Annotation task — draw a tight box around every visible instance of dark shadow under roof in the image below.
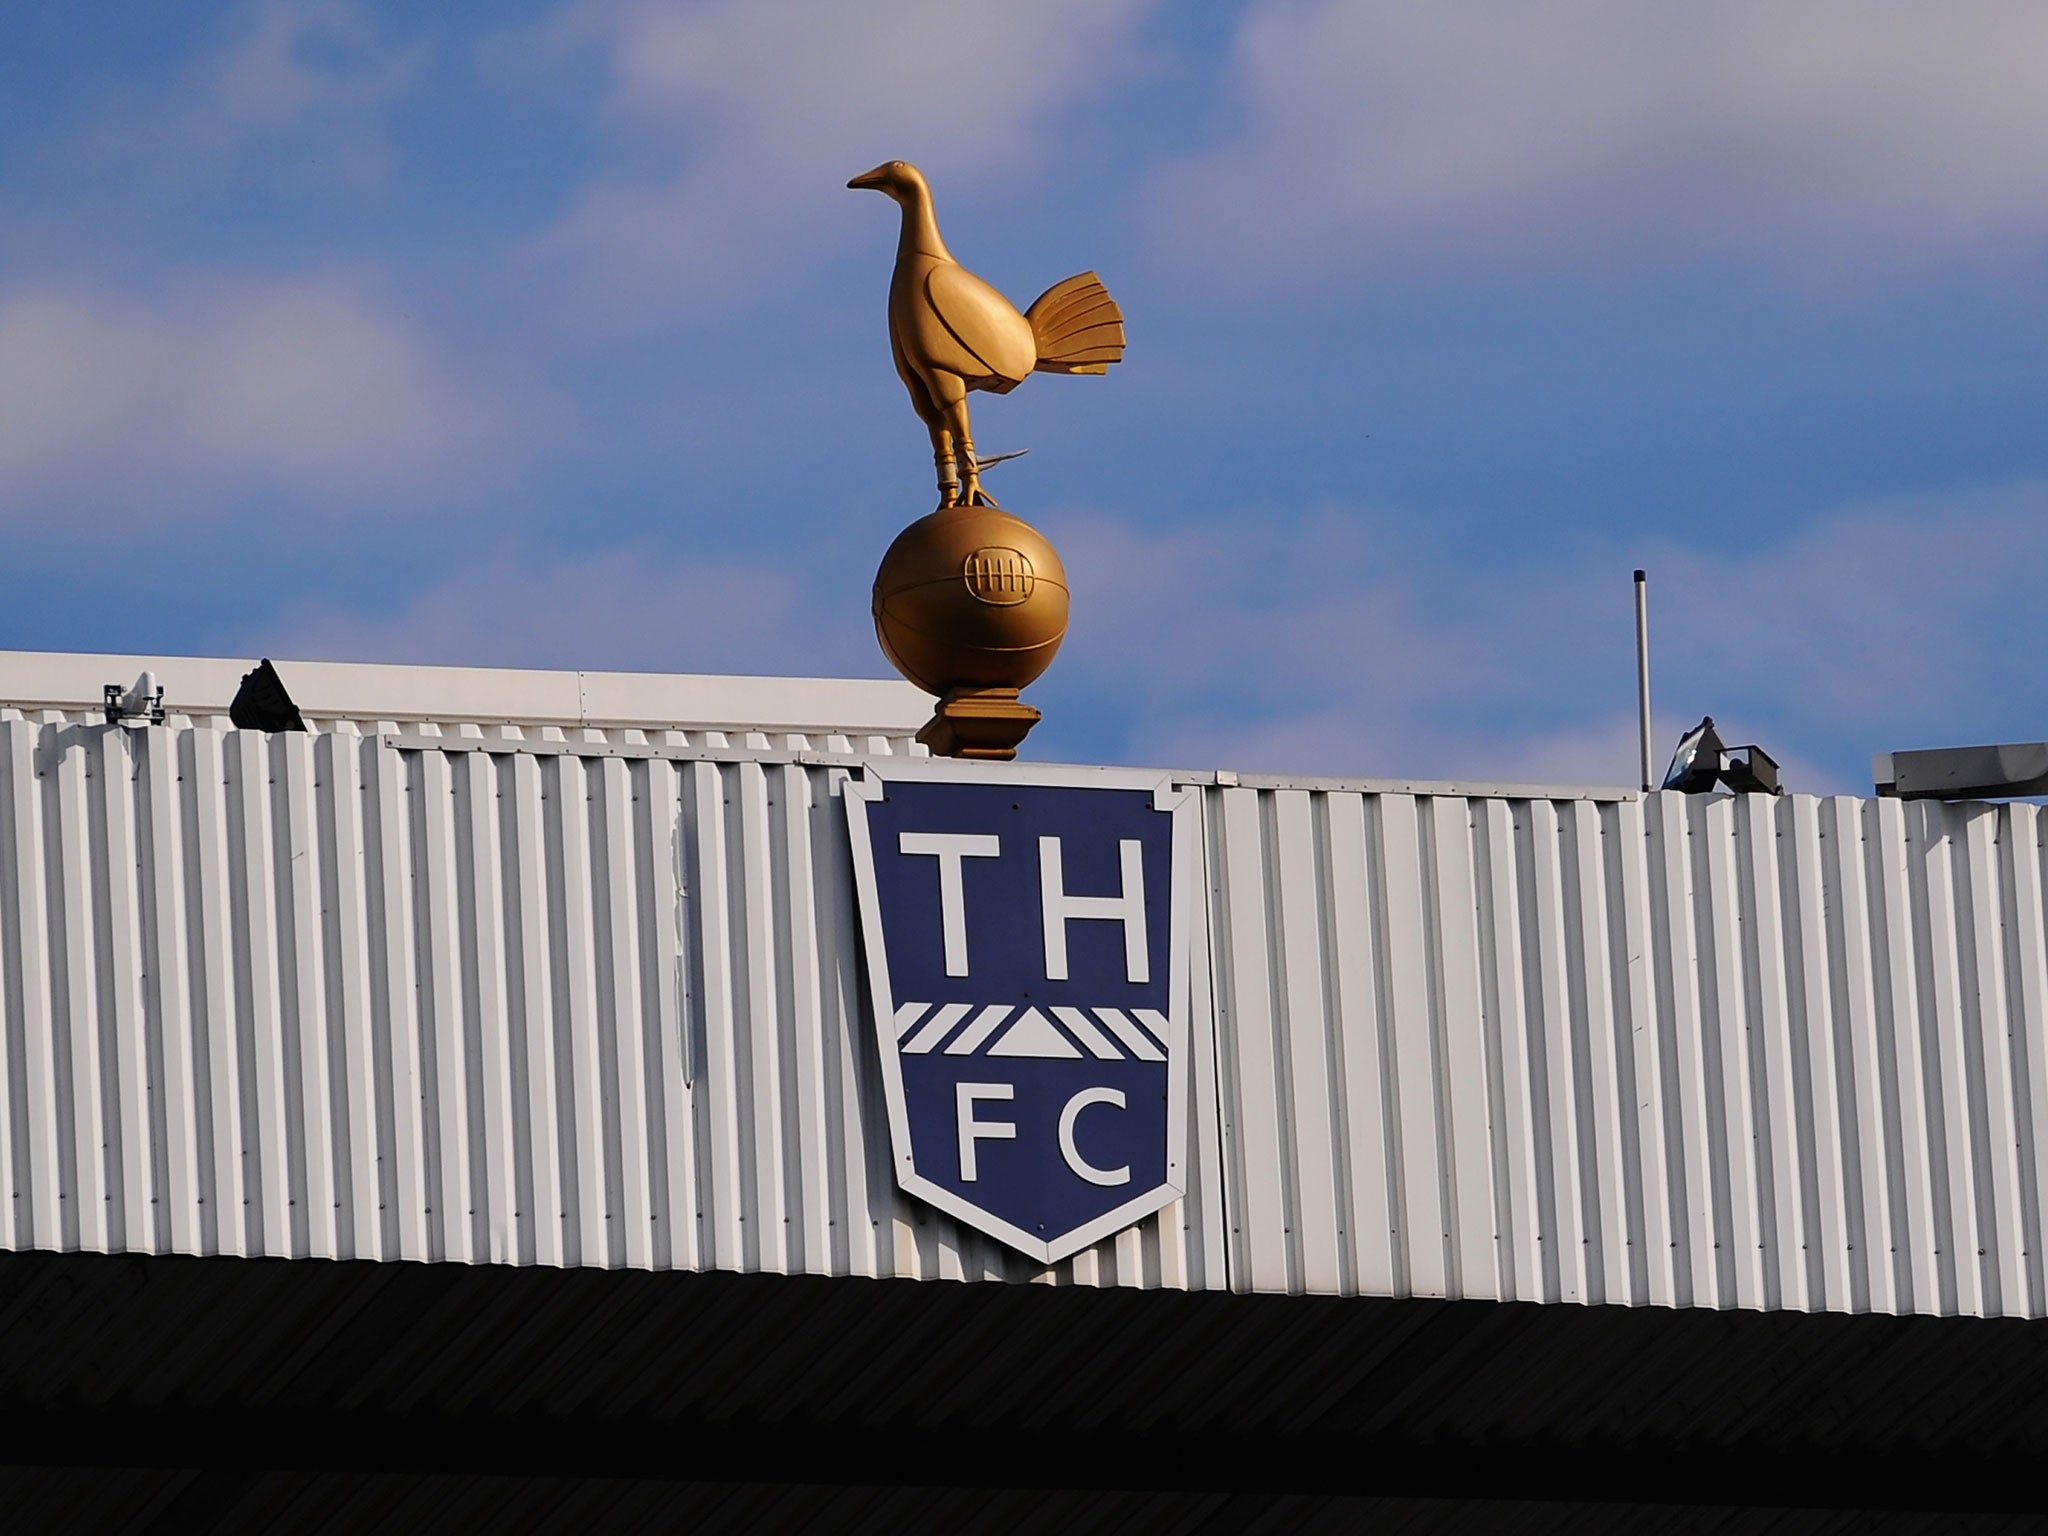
[1,1250,2044,1530]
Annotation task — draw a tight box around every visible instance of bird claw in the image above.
[935,481,1000,510]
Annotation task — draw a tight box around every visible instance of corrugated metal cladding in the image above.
[1,719,2045,1319]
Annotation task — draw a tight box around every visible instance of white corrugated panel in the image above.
[1,718,2044,1317]
[0,721,1216,1291]
[1201,786,2048,1317]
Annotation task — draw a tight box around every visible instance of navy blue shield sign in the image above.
[845,763,1196,1263]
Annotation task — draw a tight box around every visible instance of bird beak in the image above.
[847,164,888,191]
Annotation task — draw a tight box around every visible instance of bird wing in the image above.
[922,262,1037,387]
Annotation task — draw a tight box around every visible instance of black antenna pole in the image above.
[1634,570,1652,793]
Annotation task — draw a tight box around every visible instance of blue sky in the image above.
[3,1,2046,791]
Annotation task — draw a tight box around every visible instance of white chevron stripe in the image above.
[943,1004,1014,1056]
[895,1002,1177,1060]
[1093,1007,1166,1062]
[902,1002,974,1055]
[987,1008,1081,1059]
[1051,1007,1124,1061]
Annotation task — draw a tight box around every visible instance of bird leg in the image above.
[941,397,997,506]
[927,424,961,508]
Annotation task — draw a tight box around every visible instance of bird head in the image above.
[847,160,926,202]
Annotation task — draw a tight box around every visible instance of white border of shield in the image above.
[844,759,1198,1265]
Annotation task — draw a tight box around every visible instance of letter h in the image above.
[1039,836,1148,984]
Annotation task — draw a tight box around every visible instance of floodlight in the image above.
[1661,715,1783,796]
[1720,744,1781,796]
[230,659,307,733]
[1661,717,1725,793]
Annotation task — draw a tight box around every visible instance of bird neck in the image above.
[895,185,951,262]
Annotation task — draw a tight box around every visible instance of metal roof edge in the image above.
[0,648,931,735]
[1193,769,1640,801]
[375,729,1642,800]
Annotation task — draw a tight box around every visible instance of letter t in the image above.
[899,831,1001,976]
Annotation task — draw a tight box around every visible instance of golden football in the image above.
[872,505,1070,696]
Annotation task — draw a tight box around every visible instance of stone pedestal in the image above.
[915,687,1041,761]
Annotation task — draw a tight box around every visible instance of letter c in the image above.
[1058,1087,1130,1187]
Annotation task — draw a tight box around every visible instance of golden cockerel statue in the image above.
[848,160,1126,508]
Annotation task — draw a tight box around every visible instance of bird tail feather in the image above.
[1026,272,1125,375]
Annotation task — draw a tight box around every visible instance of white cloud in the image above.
[260,543,883,677]
[55,1,426,196]
[1646,483,2048,737]
[195,0,424,135]
[0,274,523,523]
[1057,508,1504,718]
[1050,507,1633,782]
[512,0,1155,326]
[1040,480,2048,788]
[1147,0,2048,290]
